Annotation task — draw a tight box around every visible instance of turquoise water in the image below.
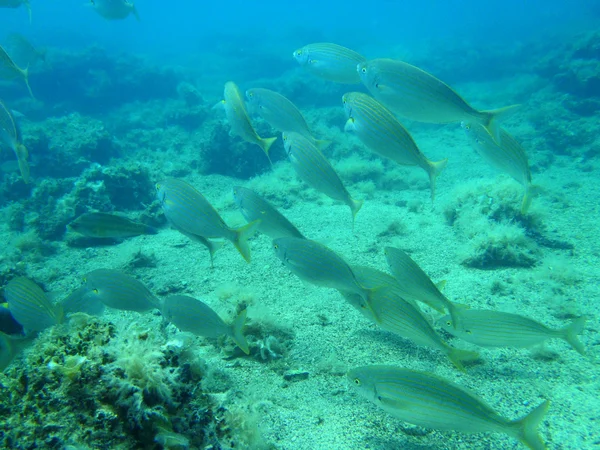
[0,2,598,449]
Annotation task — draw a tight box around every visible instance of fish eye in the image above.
[93,289,99,294]
[296,50,302,56]
[353,378,361,386]
[465,125,471,131]
[446,321,452,326]
[361,67,367,74]
[466,329,473,335]
[274,244,279,250]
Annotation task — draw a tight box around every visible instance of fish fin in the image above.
[144,225,159,235]
[260,136,278,161]
[426,158,448,202]
[445,300,464,330]
[232,220,261,263]
[349,197,363,232]
[344,118,356,132]
[377,394,411,411]
[512,400,550,450]
[480,104,520,143]
[521,184,540,215]
[131,4,140,21]
[447,347,479,372]
[24,0,32,23]
[16,152,30,184]
[230,309,249,355]
[191,235,225,268]
[435,279,447,292]
[561,316,586,355]
[212,100,226,111]
[21,66,34,99]
[315,139,332,150]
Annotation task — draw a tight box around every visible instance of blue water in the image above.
[0,1,598,449]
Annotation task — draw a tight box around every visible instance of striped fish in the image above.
[343,92,447,200]
[162,295,249,354]
[273,237,374,305]
[384,247,462,328]
[439,310,586,355]
[68,212,158,238]
[82,269,160,312]
[343,284,478,371]
[0,45,33,98]
[282,131,362,228]
[4,277,62,331]
[293,43,366,84]
[60,285,105,316]
[358,58,518,142]
[6,33,46,68]
[348,365,549,450]
[0,100,30,183]
[462,121,535,213]
[245,87,329,149]
[216,81,277,163]
[233,186,304,240]
[156,178,260,263]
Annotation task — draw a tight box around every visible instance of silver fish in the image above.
[343,92,447,200]
[156,178,260,263]
[4,277,63,332]
[0,100,29,183]
[282,131,362,228]
[348,365,549,450]
[0,0,31,23]
[462,121,534,213]
[293,43,366,84]
[358,58,518,141]
[245,87,329,149]
[217,81,277,163]
[233,186,304,240]
[162,295,249,354]
[90,0,139,20]
[0,44,33,98]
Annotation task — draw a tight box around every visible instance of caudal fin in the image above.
[427,158,448,202]
[512,400,549,450]
[480,104,520,144]
[230,309,249,354]
[232,220,261,263]
[22,67,34,99]
[447,347,480,372]
[131,4,141,21]
[521,184,540,215]
[561,316,586,355]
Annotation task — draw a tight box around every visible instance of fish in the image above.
[161,295,249,354]
[384,247,462,328]
[0,45,34,98]
[82,269,160,312]
[233,186,304,240]
[273,237,374,305]
[293,43,366,84]
[4,277,63,332]
[357,58,518,141]
[68,212,158,239]
[60,286,105,316]
[438,310,586,355]
[90,0,139,21]
[0,332,34,371]
[343,285,478,370]
[343,92,447,200]
[0,302,24,335]
[462,121,535,213]
[282,131,362,228]
[0,101,30,184]
[156,178,260,263]
[0,0,31,23]
[245,87,330,149]
[6,33,46,68]
[348,365,549,450]
[216,82,277,163]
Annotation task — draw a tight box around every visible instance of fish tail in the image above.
[144,225,159,235]
[512,400,550,450]
[132,4,141,21]
[447,347,479,372]
[315,139,332,150]
[232,219,261,263]
[426,158,448,202]
[561,316,586,355]
[260,136,278,161]
[16,154,30,184]
[521,183,540,215]
[480,104,520,143]
[24,0,32,23]
[349,197,363,232]
[230,309,249,355]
